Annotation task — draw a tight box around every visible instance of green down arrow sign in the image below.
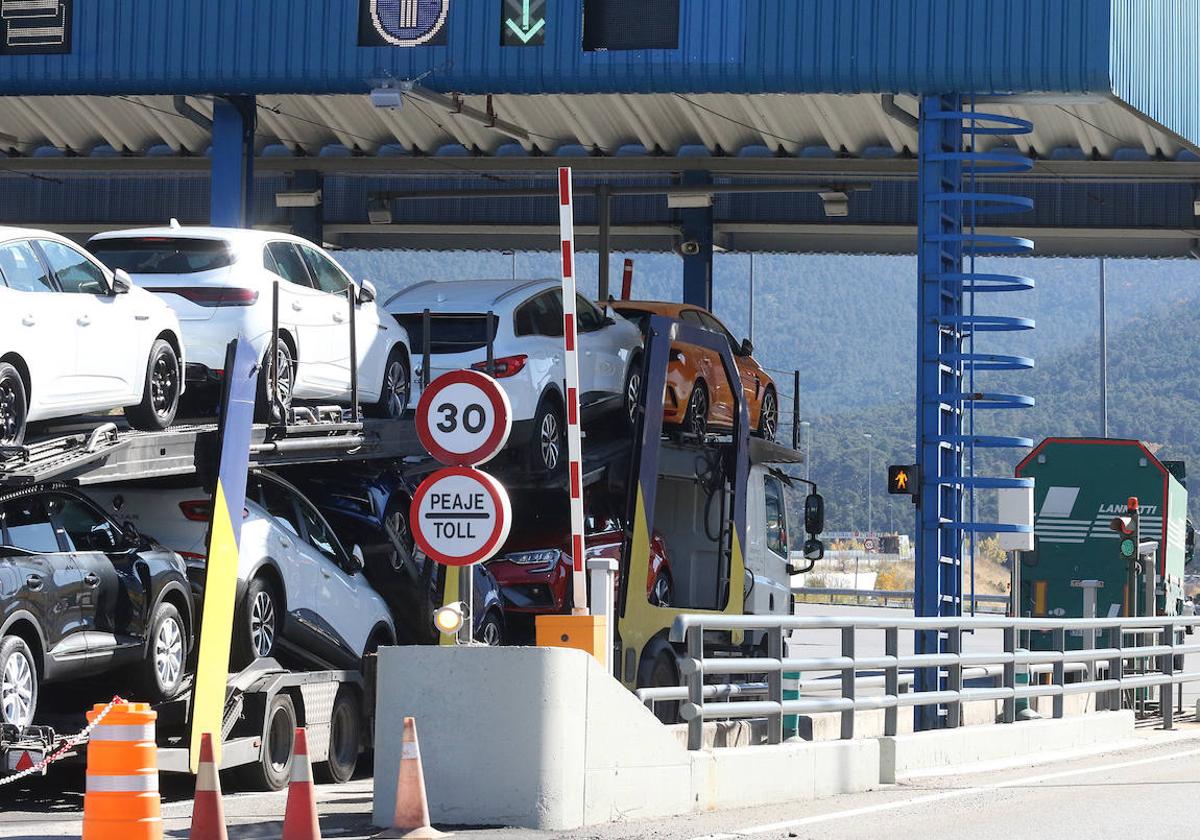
[503,0,545,45]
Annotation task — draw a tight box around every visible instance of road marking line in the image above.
[691,745,1200,837]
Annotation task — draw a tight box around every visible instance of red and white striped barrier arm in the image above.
[558,166,589,616]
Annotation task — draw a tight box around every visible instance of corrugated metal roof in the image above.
[0,0,1109,97]
[0,93,1187,161]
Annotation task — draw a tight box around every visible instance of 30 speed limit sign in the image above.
[415,370,513,466]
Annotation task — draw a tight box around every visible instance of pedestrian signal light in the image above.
[888,464,916,495]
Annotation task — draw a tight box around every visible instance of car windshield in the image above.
[393,313,500,355]
[611,307,652,337]
[89,237,235,274]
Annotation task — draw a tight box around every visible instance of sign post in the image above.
[413,371,513,645]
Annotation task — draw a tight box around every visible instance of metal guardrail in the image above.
[794,587,1010,611]
[668,613,1200,750]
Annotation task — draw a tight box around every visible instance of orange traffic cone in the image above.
[375,717,446,839]
[282,728,322,840]
[189,733,227,840]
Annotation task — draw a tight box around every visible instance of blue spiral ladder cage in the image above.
[914,95,1036,729]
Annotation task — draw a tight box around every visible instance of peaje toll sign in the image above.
[416,370,513,466]
[410,466,512,567]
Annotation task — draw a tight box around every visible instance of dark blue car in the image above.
[282,462,506,646]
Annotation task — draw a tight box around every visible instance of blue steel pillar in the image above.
[210,96,256,228]
[914,94,964,730]
[680,171,714,309]
[291,170,324,244]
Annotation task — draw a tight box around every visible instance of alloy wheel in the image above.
[250,590,277,657]
[540,411,560,470]
[150,351,180,418]
[154,615,184,690]
[479,618,502,646]
[274,346,294,407]
[626,371,642,425]
[652,574,672,608]
[384,359,409,418]
[688,387,708,438]
[1,649,34,728]
[0,379,21,444]
[760,391,778,440]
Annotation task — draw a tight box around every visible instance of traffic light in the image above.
[888,464,916,495]
[1109,496,1140,560]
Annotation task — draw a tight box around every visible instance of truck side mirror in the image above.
[1186,520,1195,565]
[802,537,824,563]
[804,493,825,536]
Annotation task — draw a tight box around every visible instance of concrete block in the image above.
[694,739,878,811]
[878,710,1134,783]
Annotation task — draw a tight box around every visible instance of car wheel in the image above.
[755,387,778,442]
[623,358,643,431]
[0,636,37,729]
[140,602,186,701]
[234,577,281,667]
[239,692,295,791]
[126,339,181,431]
[476,610,503,647]
[366,347,410,420]
[650,572,673,608]
[682,382,709,440]
[316,687,361,784]
[0,363,28,446]
[529,397,565,475]
[256,338,295,423]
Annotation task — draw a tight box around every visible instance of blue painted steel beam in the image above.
[680,170,714,308]
[210,96,256,228]
[914,94,964,731]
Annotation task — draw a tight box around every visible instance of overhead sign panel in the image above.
[501,0,545,46]
[359,0,449,47]
[0,0,71,55]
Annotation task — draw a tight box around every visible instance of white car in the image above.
[386,279,643,473]
[89,471,395,670]
[87,227,414,420]
[0,227,185,444]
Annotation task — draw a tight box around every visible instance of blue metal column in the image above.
[210,96,256,228]
[291,170,324,244]
[680,171,713,308]
[914,94,964,730]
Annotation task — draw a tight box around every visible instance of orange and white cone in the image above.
[189,732,228,840]
[282,728,322,840]
[375,717,447,839]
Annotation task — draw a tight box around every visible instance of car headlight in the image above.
[504,549,562,570]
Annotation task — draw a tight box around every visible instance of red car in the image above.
[487,491,673,618]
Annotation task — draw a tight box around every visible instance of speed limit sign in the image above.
[415,370,513,466]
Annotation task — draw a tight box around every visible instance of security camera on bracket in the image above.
[676,240,701,257]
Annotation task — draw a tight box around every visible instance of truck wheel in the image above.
[317,687,361,784]
[0,636,38,729]
[241,693,296,791]
[637,646,681,724]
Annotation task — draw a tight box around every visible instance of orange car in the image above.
[609,301,778,440]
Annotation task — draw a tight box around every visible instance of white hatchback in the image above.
[89,471,395,670]
[0,227,185,444]
[386,279,643,473]
[87,227,415,420]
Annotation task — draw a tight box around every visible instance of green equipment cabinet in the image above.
[1015,438,1190,639]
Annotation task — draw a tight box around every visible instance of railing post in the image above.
[1002,625,1016,723]
[1052,626,1066,719]
[687,623,704,751]
[885,625,899,736]
[767,625,784,745]
[1161,621,1175,730]
[1108,624,1123,712]
[840,626,855,740]
[946,624,963,728]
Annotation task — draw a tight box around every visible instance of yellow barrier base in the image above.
[535,614,607,667]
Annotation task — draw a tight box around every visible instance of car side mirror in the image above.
[602,315,616,327]
[111,269,133,295]
[740,337,754,356]
[351,544,366,571]
[358,279,377,305]
[804,492,825,536]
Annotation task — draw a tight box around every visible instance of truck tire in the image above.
[317,687,361,784]
[240,692,296,791]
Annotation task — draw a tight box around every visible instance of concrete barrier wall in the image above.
[373,646,1140,831]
